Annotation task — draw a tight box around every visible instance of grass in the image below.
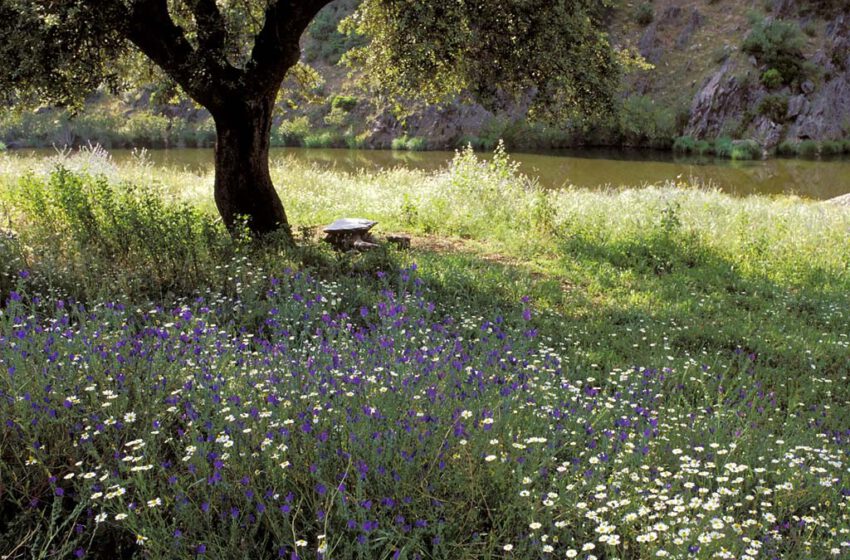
[1,145,850,558]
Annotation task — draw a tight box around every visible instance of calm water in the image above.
[22,147,850,199]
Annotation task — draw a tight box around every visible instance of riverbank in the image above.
[8,143,850,200]
[4,102,850,163]
[1,149,849,558]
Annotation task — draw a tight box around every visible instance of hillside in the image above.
[1,0,849,156]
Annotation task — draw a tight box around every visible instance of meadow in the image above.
[1,145,849,559]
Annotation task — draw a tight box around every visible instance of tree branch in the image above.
[246,0,334,94]
[100,0,240,110]
[185,0,228,62]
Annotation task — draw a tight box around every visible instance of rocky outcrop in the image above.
[686,13,850,148]
[785,15,850,141]
[685,59,755,139]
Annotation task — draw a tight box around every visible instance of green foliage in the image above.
[304,1,366,64]
[119,113,171,148]
[303,130,344,149]
[798,139,819,157]
[730,139,763,160]
[6,167,233,300]
[618,95,677,149]
[820,140,844,156]
[634,3,655,26]
[0,229,24,303]
[756,94,789,122]
[271,116,311,147]
[760,68,784,89]
[713,137,734,158]
[0,1,127,107]
[776,140,800,156]
[330,94,358,112]
[672,135,696,153]
[392,135,428,151]
[346,0,619,122]
[742,19,807,84]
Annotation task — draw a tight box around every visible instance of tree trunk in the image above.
[212,95,291,239]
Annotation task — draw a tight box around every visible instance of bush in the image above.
[743,19,807,84]
[756,94,789,122]
[714,137,734,158]
[0,141,5,152]
[730,139,763,160]
[673,136,696,153]
[798,139,819,157]
[330,95,358,112]
[820,140,844,156]
[303,130,343,148]
[619,95,677,149]
[0,229,24,304]
[119,113,171,148]
[635,3,654,26]
[776,140,800,156]
[272,117,310,147]
[761,68,784,89]
[694,140,713,156]
[7,168,232,299]
[391,135,428,151]
[344,131,369,149]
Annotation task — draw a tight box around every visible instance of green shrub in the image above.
[330,95,358,112]
[405,136,427,151]
[7,167,232,299]
[119,113,171,148]
[0,141,6,152]
[0,229,24,303]
[272,116,311,147]
[344,131,369,149]
[714,137,734,158]
[390,135,427,151]
[798,139,819,157]
[694,140,713,156]
[756,94,789,122]
[192,118,216,148]
[391,135,409,150]
[619,95,677,149]
[635,3,654,26]
[776,140,799,156]
[842,139,850,154]
[303,130,343,148]
[673,136,696,153]
[730,139,763,160]
[820,140,844,156]
[761,68,784,89]
[743,19,807,84]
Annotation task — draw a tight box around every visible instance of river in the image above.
[19,147,850,199]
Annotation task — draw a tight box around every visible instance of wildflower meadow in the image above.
[1,148,849,559]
